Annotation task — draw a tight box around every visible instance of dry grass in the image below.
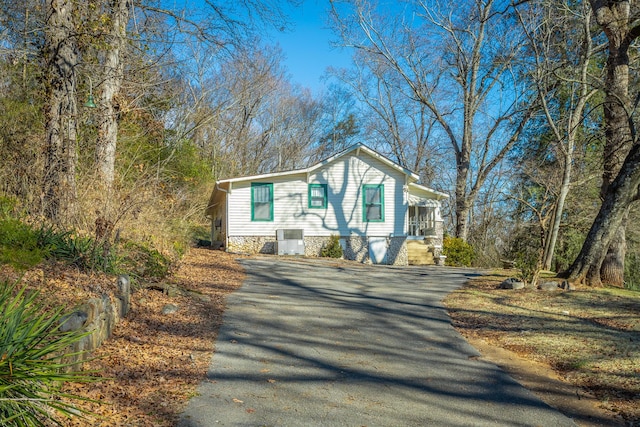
[444,270,640,425]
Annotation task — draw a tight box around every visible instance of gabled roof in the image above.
[408,182,449,201]
[216,143,421,184]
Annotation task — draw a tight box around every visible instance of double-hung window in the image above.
[308,184,328,209]
[363,184,384,222]
[251,183,273,221]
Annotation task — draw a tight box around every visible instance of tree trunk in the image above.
[600,210,628,285]
[43,0,78,225]
[455,152,471,241]
[598,36,632,286]
[95,0,128,191]
[565,142,640,285]
[570,0,637,286]
[543,150,573,269]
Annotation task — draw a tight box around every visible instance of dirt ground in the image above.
[12,251,635,426]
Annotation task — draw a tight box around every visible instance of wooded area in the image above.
[2,0,640,289]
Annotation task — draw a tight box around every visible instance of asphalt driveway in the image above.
[179,257,576,427]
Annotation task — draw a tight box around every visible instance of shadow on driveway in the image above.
[179,258,576,427]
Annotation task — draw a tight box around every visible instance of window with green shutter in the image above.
[363,184,384,222]
[251,183,273,221]
[308,184,328,209]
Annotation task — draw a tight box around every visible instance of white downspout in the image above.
[215,182,232,251]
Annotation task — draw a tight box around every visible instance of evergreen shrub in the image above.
[321,235,343,258]
[443,236,475,267]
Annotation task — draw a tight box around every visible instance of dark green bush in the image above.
[321,235,343,258]
[443,236,475,267]
[0,282,97,426]
[0,199,172,280]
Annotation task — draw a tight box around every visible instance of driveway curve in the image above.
[179,257,576,427]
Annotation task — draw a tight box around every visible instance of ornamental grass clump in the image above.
[0,282,98,426]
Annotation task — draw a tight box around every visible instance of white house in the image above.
[205,144,448,265]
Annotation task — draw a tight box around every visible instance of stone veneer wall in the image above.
[228,236,276,254]
[228,235,409,266]
[424,220,445,257]
[387,236,408,266]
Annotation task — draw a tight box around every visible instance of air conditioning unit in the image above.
[276,229,305,255]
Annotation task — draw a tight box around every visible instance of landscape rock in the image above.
[499,278,525,290]
[117,274,131,317]
[59,310,89,332]
[538,281,560,291]
[162,303,179,315]
[559,280,574,291]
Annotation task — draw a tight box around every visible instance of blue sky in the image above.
[270,1,352,94]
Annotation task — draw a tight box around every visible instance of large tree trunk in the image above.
[600,212,628,285]
[573,0,638,286]
[566,142,640,285]
[43,0,78,225]
[95,0,128,191]
[598,27,632,286]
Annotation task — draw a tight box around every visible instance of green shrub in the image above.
[37,227,117,273]
[118,241,171,279]
[321,235,343,258]
[0,282,98,426]
[515,250,540,286]
[443,236,475,267]
[0,218,46,270]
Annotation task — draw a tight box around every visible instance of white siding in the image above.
[227,153,408,237]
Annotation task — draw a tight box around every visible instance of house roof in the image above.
[206,144,448,217]
[216,143,432,188]
[408,182,449,201]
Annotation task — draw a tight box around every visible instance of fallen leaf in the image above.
[232,398,244,404]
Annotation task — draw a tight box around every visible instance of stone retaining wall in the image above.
[60,274,131,364]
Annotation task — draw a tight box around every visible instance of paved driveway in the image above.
[179,258,576,427]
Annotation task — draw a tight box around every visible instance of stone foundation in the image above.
[388,236,408,265]
[228,236,276,254]
[228,235,409,266]
[424,220,445,257]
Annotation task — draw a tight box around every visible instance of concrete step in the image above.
[407,240,435,265]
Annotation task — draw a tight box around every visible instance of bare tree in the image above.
[518,0,599,270]
[330,0,537,241]
[331,55,440,186]
[94,0,129,192]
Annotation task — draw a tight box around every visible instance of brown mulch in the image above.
[26,247,245,426]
